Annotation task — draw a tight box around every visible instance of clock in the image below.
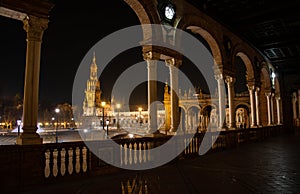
[157,0,176,25]
[165,4,175,20]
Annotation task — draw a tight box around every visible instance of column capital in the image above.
[275,96,281,100]
[143,51,160,61]
[165,58,182,67]
[225,76,235,85]
[265,92,272,98]
[292,92,298,102]
[23,15,49,41]
[214,73,224,81]
[247,84,255,91]
[256,87,260,92]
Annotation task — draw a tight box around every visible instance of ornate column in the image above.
[292,92,297,120]
[247,85,257,127]
[265,92,272,125]
[225,76,236,129]
[185,110,188,133]
[275,96,282,124]
[17,15,48,145]
[215,74,226,129]
[255,87,261,126]
[166,58,181,133]
[298,90,300,119]
[270,93,275,124]
[143,52,158,133]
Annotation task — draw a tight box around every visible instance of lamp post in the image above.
[17,119,21,137]
[106,119,110,137]
[101,101,106,131]
[55,108,60,143]
[116,103,121,130]
[138,107,143,127]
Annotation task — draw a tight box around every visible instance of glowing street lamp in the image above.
[55,108,60,143]
[101,101,106,131]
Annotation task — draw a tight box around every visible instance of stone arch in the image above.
[234,103,250,113]
[202,104,218,129]
[274,77,280,95]
[179,105,187,133]
[187,105,201,112]
[186,105,201,132]
[123,0,161,42]
[235,52,255,82]
[261,65,272,91]
[235,103,250,129]
[176,15,223,67]
[260,64,272,126]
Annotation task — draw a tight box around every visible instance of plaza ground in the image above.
[18,129,300,194]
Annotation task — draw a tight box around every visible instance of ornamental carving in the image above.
[23,15,49,41]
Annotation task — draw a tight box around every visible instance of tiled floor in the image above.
[24,129,300,194]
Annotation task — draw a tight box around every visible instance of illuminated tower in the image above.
[83,52,101,116]
[163,82,171,130]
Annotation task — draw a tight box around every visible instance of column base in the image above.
[16,136,43,145]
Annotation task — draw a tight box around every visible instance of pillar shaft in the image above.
[144,52,158,133]
[215,74,226,129]
[17,15,48,145]
[266,92,272,125]
[276,96,282,124]
[255,87,261,126]
[270,93,275,124]
[225,76,236,129]
[292,92,297,120]
[166,58,181,132]
[298,90,300,119]
[248,85,257,127]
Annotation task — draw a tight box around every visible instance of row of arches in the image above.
[123,0,282,131]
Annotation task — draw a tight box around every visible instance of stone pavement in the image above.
[23,129,300,194]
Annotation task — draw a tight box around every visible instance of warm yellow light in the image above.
[55,108,60,113]
[116,103,121,109]
[138,107,143,112]
[101,101,106,107]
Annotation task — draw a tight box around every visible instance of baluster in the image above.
[134,142,137,164]
[139,142,142,164]
[60,148,66,176]
[147,142,151,162]
[124,144,128,166]
[129,143,132,165]
[75,147,81,173]
[44,149,50,178]
[68,147,73,175]
[143,142,147,163]
[52,149,58,177]
[82,147,87,172]
[120,144,123,166]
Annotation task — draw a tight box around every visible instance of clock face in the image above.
[165,5,175,20]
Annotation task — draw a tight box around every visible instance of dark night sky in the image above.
[0,0,141,104]
[0,0,247,106]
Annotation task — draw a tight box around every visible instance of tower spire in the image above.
[93,51,96,63]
